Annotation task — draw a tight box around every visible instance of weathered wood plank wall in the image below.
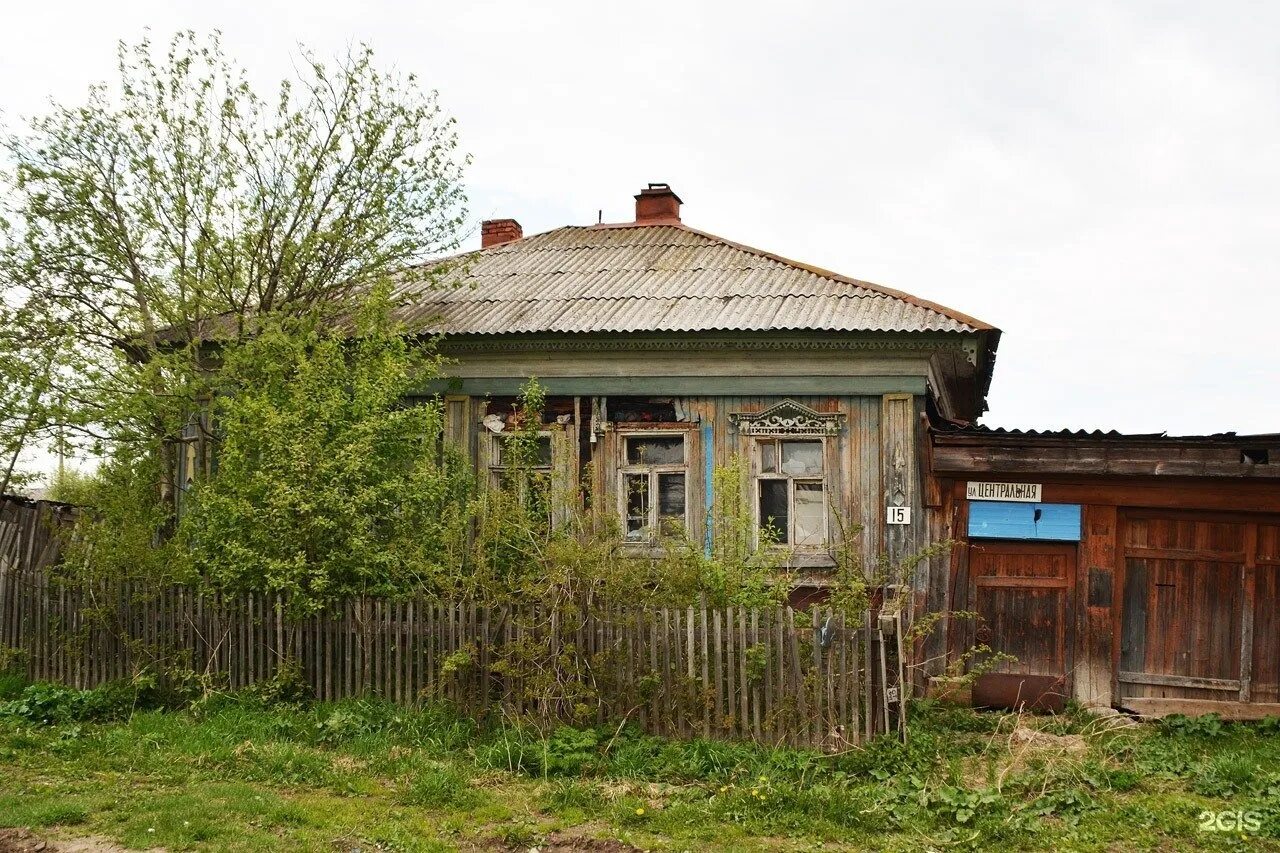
[458,393,922,580]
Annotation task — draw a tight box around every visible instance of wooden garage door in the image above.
[969,541,1075,711]
[1119,515,1250,704]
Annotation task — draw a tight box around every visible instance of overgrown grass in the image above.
[0,676,1277,850]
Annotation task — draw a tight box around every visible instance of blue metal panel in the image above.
[968,501,1082,541]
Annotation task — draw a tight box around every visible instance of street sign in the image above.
[966,481,1042,503]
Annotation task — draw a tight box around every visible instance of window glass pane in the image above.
[759,440,777,473]
[657,473,686,532]
[759,480,789,544]
[534,436,553,467]
[498,434,552,467]
[626,435,684,465]
[794,482,825,546]
[527,471,551,520]
[780,440,823,476]
[625,473,649,541]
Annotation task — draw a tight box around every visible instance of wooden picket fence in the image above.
[0,496,894,748]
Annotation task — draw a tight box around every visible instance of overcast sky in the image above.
[3,1,1278,446]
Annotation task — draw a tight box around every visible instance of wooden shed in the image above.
[926,425,1280,719]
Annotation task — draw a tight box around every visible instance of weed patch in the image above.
[0,689,1278,851]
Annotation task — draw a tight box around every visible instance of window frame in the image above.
[752,436,829,549]
[616,428,691,545]
[487,430,556,516]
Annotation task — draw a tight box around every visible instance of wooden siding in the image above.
[425,376,927,397]
[444,394,922,582]
[1079,504,1117,707]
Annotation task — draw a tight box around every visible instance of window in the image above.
[755,438,826,546]
[619,433,688,543]
[489,432,554,518]
[493,433,553,469]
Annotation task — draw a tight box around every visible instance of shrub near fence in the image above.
[0,496,888,749]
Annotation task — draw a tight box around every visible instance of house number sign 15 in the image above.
[886,506,911,525]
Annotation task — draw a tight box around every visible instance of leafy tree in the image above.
[174,287,471,605]
[0,30,468,504]
[0,30,837,625]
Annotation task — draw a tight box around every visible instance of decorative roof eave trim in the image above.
[729,399,845,437]
[435,332,981,355]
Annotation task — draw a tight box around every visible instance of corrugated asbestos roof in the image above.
[391,223,993,336]
[934,423,1280,443]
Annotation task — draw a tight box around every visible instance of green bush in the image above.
[608,731,780,783]
[0,674,192,725]
[315,706,380,745]
[1192,751,1274,797]
[239,661,313,707]
[1,682,80,724]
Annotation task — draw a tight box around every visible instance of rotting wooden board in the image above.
[1122,697,1280,721]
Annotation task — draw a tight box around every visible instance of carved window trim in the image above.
[729,400,844,437]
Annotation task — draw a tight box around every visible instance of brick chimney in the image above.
[634,183,682,222]
[481,218,522,248]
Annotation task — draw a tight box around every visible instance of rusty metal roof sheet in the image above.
[392,223,994,336]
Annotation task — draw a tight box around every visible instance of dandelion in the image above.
[718,785,728,793]
[751,788,759,797]
[635,807,645,816]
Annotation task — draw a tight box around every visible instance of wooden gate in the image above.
[968,540,1076,712]
[1118,512,1280,717]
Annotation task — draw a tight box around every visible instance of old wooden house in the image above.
[397,182,1277,719]
[399,183,998,591]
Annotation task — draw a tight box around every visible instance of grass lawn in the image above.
[0,675,1278,851]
